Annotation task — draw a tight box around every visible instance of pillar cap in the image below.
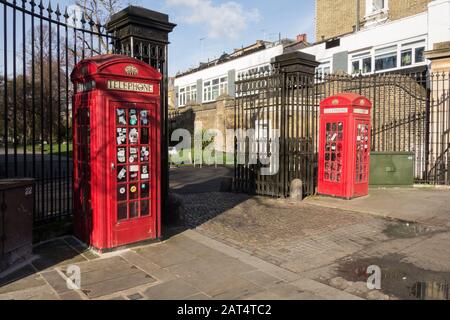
[271,51,319,74]
[106,5,176,44]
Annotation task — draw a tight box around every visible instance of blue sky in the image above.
[134,0,316,76]
[1,0,316,77]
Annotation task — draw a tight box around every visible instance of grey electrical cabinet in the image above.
[0,179,34,273]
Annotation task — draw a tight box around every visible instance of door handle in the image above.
[111,163,115,171]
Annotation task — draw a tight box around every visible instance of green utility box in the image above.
[369,152,415,187]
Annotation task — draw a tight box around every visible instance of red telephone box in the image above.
[317,93,372,199]
[71,55,162,251]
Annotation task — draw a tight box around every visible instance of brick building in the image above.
[316,0,434,41]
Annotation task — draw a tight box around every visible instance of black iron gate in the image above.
[234,52,319,197]
[0,0,173,225]
[235,56,450,198]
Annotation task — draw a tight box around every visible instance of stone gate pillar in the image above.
[106,6,176,224]
[271,51,319,196]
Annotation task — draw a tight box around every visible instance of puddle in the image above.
[336,254,450,300]
[383,222,437,239]
[410,281,449,300]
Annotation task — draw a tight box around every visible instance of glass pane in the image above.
[116,109,126,125]
[141,200,150,216]
[129,147,138,164]
[352,61,360,74]
[117,185,127,202]
[140,110,149,125]
[375,53,397,71]
[141,128,149,144]
[362,58,372,73]
[129,128,139,144]
[140,147,150,162]
[129,165,139,181]
[129,202,139,219]
[141,165,150,180]
[116,128,127,145]
[117,166,127,182]
[129,184,138,200]
[129,109,138,126]
[401,50,412,66]
[117,148,126,164]
[141,182,150,198]
[117,203,127,221]
[415,47,425,63]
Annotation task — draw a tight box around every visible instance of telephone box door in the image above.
[111,101,157,247]
[353,119,371,197]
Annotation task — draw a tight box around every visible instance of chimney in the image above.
[297,33,307,43]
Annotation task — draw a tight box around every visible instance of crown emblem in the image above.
[125,65,138,76]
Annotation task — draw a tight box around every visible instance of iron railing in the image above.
[0,0,117,224]
[235,69,450,197]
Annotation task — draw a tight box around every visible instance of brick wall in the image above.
[316,0,433,41]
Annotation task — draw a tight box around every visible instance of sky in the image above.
[133,0,316,76]
[0,0,316,77]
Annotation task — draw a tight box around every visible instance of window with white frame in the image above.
[237,64,271,79]
[366,0,388,15]
[316,62,331,79]
[351,52,372,75]
[178,84,197,106]
[375,45,397,72]
[203,76,228,103]
[400,40,426,67]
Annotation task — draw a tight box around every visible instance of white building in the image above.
[173,0,450,108]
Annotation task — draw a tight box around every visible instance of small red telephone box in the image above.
[71,55,162,251]
[317,93,372,199]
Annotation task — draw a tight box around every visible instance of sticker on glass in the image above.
[130,164,139,181]
[140,147,149,162]
[117,166,127,182]
[116,128,127,145]
[141,165,149,180]
[129,109,138,126]
[129,147,138,163]
[116,109,127,125]
[140,110,149,125]
[117,148,126,163]
[129,128,139,144]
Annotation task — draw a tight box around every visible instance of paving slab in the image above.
[143,278,201,300]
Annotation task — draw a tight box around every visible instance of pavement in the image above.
[1,166,450,300]
[304,187,450,228]
[0,231,359,300]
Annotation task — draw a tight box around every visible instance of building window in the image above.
[366,0,388,15]
[203,76,228,103]
[316,62,331,80]
[375,45,397,72]
[415,47,425,63]
[372,0,387,12]
[178,84,197,106]
[401,49,412,67]
[400,40,426,68]
[351,53,372,74]
[179,88,186,106]
[237,64,270,79]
